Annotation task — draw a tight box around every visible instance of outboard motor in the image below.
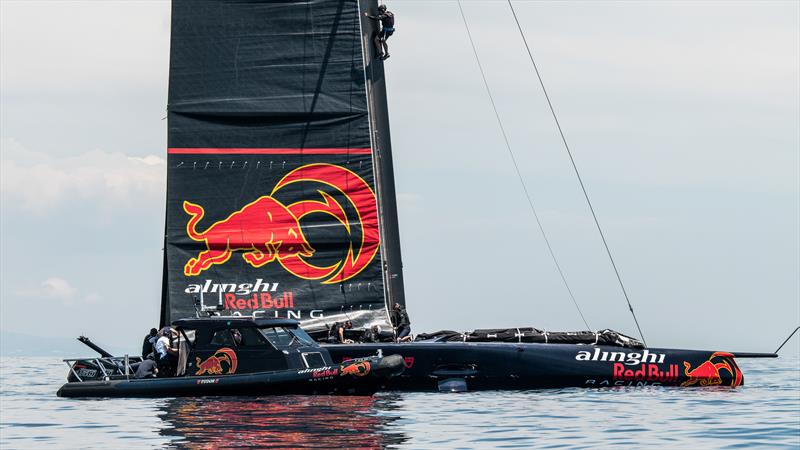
[66,359,114,382]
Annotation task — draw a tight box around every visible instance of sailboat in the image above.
[148,0,774,391]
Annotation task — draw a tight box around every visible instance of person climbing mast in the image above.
[365,4,395,60]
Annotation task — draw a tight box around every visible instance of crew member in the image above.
[141,327,158,359]
[392,303,412,342]
[134,359,159,379]
[154,327,179,376]
[365,4,395,60]
[329,320,354,344]
[361,325,382,343]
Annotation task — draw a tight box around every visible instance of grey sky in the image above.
[1,1,797,354]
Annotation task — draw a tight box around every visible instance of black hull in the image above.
[58,355,403,398]
[325,343,745,390]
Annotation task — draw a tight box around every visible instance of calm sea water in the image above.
[1,356,798,449]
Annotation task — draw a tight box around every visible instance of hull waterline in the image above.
[325,342,745,391]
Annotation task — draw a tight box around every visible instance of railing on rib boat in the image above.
[62,355,142,382]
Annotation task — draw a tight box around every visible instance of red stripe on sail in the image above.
[168,148,372,155]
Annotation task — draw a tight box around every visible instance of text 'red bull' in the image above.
[182,163,379,284]
[613,363,679,383]
[224,292,294,310]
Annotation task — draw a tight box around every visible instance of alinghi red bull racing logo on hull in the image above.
[182,163,379,284]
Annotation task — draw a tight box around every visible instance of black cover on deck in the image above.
[415,328,644,348]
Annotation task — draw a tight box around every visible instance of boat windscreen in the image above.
[259,327,294,348]
[260,327,315,348]
[236,328,270,347]
[289,327,316,347]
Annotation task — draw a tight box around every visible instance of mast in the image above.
[358,0,406,311]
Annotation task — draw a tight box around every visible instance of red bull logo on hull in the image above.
[584,351,743,387]
[195,348,238,376]
[340,361,371,377]
[681,352,743,387]
[182,164,379,284]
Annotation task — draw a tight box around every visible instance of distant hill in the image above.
[0,331,127,357]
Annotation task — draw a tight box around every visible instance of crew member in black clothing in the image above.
[141,327,158,359]
[329,320,354,343]
[365,4,395,60]
[360,325,382,343]
[392,303,411,342]
[134,359,159,379]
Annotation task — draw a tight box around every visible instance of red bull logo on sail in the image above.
[183,196,314,275]
[182,164,380,284]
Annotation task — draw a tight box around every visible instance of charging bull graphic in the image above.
[340,360,371,377]
[681,352,743,387]
[183,163,379,284]
[195,348,238,376]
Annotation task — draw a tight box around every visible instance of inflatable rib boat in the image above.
[57,318,404,398]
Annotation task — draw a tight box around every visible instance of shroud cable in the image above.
[507,0,647,346]
[457,1,591,331]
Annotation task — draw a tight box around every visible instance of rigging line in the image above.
[456,1,591,331]
[506,0,646,346]
[774,326,800,354]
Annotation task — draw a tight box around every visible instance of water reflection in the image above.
[3,357,798,449]
[158,394,407,449]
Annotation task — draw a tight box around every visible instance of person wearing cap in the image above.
[141,327,158,359]
[392,303,412,342]
[154,327,179,376]
[365,4,395,60]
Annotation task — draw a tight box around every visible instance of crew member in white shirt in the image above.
[154,327,179,376]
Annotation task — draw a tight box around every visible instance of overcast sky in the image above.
[1,0,798,355]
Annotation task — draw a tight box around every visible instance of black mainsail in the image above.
[161,0,404,334]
